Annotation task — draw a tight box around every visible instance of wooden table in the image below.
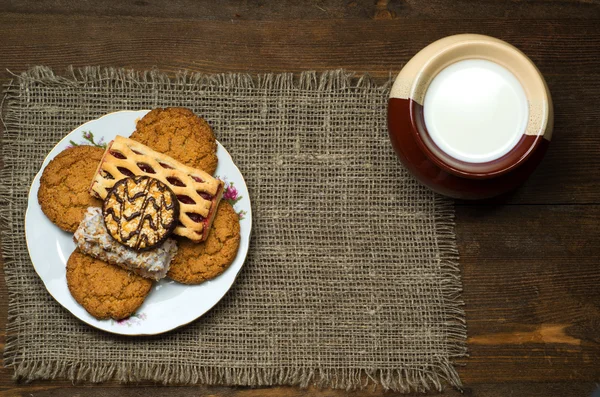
[1,1,599,396]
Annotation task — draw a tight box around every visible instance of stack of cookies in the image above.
[38,108,241,321]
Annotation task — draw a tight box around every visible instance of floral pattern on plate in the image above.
[218,177,247,220]
[111,312,147,327]
[26,110,252,335]
[67,130,107,149]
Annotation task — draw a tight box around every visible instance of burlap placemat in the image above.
[0,67,466,392]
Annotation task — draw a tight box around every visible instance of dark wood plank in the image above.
[0,13,599,204]
[1,14,599,76]
[0,383,599,397]
[1,2,599,396]
[1,0,599,20]
[456,205,600,382]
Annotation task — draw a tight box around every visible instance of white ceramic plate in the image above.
[25,110,252,335]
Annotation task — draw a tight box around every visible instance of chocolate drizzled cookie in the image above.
[103,176,179,251]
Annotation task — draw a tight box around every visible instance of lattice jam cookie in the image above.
[90,136,224,242]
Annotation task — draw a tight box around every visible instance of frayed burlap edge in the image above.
[0,66,467,392]
[10,363,463,392]
[5,65,391,94]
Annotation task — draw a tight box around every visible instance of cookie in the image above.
[167,202,240,284]
[75,207,178,281]
[38,145,105,232]
[131,107,218,175]
[90,136,224,242]
[66,248,153,320]
[103,176,179,251]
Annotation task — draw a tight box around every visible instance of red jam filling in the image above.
[177,195,196,205]
[117,167,135,178]
[197,191,213,201]
[137,163,155,174]
[167,177,186,187]
[110,150,126,159]
[187,213,205,223]
[191,175,204,183]
[159,162,174,169]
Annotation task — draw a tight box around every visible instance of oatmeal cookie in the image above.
[66,249,153,320]
[167,202,240,284]
[131,107,218,174]
[38,145,104,232]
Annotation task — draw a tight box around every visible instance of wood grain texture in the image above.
[0,13,599,204]
[1,0,600,20]
[1,13,599,77]
[0,383,598,397]
[1,1,599,395]
[456,205,600,383]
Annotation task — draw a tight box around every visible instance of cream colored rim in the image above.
[390,34,553,140]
